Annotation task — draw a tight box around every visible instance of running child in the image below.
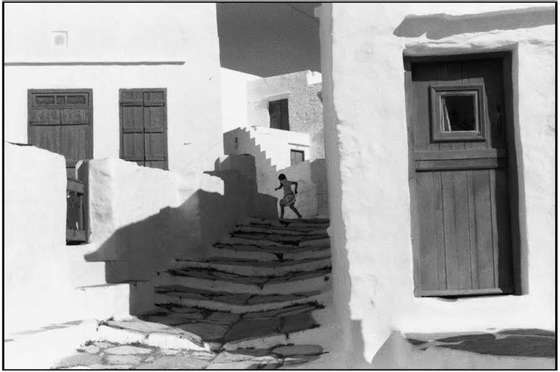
[274,173,302,219]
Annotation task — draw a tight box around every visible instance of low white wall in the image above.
[320,3,555,366]
[83,156,277,288]
[5,143,129,335]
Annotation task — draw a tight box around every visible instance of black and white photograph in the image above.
[2,1,556,369]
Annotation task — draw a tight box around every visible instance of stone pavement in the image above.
[54,340,324,369]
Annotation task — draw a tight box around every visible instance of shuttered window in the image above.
[269,99,290,131]
[119,89,168,170]
[28,89,93,178]
[290,149,305,166]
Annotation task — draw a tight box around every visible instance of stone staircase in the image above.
[143,217,332,356]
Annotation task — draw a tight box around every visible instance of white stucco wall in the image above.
[5,144,130,334]
[319,3,555,366]
[4,3,222,182]
[220,68,260,132]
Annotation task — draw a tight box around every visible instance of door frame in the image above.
[404,51,522,297]
[27,88,94,168]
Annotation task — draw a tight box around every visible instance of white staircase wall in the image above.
[224,127,328,216]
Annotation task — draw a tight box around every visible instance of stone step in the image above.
[142,302,325,346]
[172,256,331,276]
[230,231,329,245]
[209,242,330,262]
[248,217,330,227]
[93,317,211,351]
[154,285,328,313]
[233,225,327,237]
[156,266,331,295]
[217,236,330,250]
[221,308,330,351]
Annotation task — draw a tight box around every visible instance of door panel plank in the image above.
[122,106,144,131]
[472,170,496,288]
[122,133,145,161]
[144,107,165,132]
[416,172,445,290]
[494,169,513,291]
[442,171,472,290]
[29,126,61,154]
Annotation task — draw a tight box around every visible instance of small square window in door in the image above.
[430,85,485,142]
[441,94,477,131]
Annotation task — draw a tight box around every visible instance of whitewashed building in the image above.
[318,2,555,368]
[4,2,555,369]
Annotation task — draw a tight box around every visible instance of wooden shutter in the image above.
[269,99,290,131]
[290,150,305,166]
[119,89,168,169]
[28,90,93,179]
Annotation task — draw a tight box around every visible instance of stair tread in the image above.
[230,232,329,244]
[214,238,330,253]
[141,303,322,344]
[175,255,331,268]
[234,225,327,236]
[166,266,331,286]
[155,301,323,322]
[156,285,322,305]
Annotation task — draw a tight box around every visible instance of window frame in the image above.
[268,98,290,131]
[430,84,486,142]
[290,149,305,166]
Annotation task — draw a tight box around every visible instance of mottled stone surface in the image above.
[104,354,144,365]
[55,339,324,369]
[272,344,323,356]
[55,353,103,368]
[104,345,152,355]
[136,355,211,369]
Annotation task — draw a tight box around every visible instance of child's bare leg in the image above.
[289,205,302,218]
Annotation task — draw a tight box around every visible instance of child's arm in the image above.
[274,183,282,191]
[291,181,298,194]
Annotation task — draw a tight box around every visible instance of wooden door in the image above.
[28,89,93,179]
[119,89,168,170]
[405,54,515,296]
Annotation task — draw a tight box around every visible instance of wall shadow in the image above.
[84,154,277,314]
[394,6,554,40]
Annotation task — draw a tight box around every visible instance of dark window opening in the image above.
[441,94,477,132]
[290,149,305,166]
[269,98,290,130]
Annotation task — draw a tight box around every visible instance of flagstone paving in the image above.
[55,340,325,369]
